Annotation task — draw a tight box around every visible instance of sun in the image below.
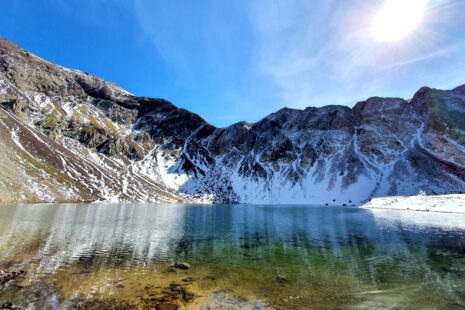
[371,0,427,42]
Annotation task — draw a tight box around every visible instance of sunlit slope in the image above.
[0,107,183,203]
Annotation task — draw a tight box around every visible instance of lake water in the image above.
[0,203,465,309]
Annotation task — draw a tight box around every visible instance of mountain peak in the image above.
[0,38,464,204]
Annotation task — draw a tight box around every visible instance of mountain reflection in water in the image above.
[0,204,464,309]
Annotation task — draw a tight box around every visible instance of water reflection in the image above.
[0,203,189,271]
[0,204,464,309]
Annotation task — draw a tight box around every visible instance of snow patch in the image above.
[362,194,465,214]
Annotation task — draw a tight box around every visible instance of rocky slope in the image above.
[0,38,464,204]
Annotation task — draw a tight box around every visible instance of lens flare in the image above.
[371,0,428,42]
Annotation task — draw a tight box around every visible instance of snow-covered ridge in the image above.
[0,38,464,204]
[362,194,465,214]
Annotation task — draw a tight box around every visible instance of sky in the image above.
[1,0,465,127]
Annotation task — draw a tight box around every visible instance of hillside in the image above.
[1,38,464,204]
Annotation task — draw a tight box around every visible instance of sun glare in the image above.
[371,0,427,42]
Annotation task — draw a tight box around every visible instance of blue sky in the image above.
[1,0,465,127]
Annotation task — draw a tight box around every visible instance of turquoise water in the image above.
[0,203,464,309]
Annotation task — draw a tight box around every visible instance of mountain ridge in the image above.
[0,38,464,204]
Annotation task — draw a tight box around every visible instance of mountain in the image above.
[0,38,464,205]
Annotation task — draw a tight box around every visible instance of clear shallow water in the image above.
[0,203,465,309]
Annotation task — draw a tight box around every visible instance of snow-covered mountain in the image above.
[0,38,464,205]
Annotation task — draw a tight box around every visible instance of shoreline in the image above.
[361,194,465,214]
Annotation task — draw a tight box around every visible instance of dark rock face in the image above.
[0,38,464,204]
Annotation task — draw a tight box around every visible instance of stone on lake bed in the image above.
[0,270,26,285]
[175,262,191,270]
[155,303,179,310]
[276,275,288,284]
[1,302,25,310]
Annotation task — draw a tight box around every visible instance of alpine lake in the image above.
[0,203,464,309]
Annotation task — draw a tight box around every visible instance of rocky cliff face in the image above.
[0,38,464,204]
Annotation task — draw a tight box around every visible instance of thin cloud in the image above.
[92,0,465,122]
[380,41,465,70]
[245,0,465,109]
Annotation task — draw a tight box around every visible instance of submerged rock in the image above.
[0,270,25,286]
[194,292,273,310]
[276,275,288,284]
[175,262,191,270]
[138,280,195,307]
[1,302,25,310]
[155,303,178,310]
